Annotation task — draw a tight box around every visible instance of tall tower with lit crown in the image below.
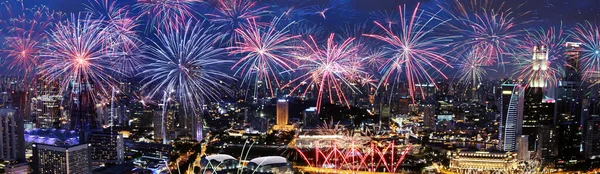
[530,45,549,88]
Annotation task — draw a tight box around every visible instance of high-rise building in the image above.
[555,42,585,168]
[538,98,557,162]
[273,99,293,130]
[584,114,600,159]
[84,130,125,167]
[521,45,549,152]
[517,135,530,161]
[0,108,25,162]
[499,83,523,152]
[276,99,288,126]
[32,143,91,174]
[153,108,175,143]
[423,104,436,130]
[303,107,319,128]
[69,81,97,132]
[522,87,543,151]
[129,102,154,134]
[31,95,63,129]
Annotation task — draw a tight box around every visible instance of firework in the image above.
[289,21,324,38]
[263,0,310,22]
[40,13,120,101]
[285,33,363,112]
[87,0,143,78]
[140,20,234,141]
[369,10,399,28]
[361,48,386,70]
[307,0,353,20]
[206,0,269,45]
[0,1,62,79]
[337,22,381,73]
[513,25,566,88]
[229,16,300,98]
[442,0,529,66]
[135,0,200,32]
[571,21,600,80]
[358,74,378,89]
[455,47,491,97]
[364,3,453,103]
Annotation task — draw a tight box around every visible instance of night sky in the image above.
[29,0,600,24]
[10,0,600,79]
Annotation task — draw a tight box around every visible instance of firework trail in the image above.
[361,48,386,70]
[40,13,120,101]
[285,33,363,112]
[455,46,492,97]
[364,3,454,103]
[0,1,62,80]
[289,21,324,38]
[442,0,529,66]
[369,10,399,28]
[206,0,270,46]
[571,21,600,81]
[513,25,566,88]
[140,19,234,141]
[229,16,301,98]
[337,22,381,73]
[263,0,310,22]
[135,0,201,33]
[87,0,143,78]
[307,0,353,20]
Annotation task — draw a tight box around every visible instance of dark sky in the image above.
[30,0,600,23]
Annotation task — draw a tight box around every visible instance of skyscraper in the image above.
[538,98,557,162]
[517,135,530,161]
[31,95,63,129]
[276,99,288,126]
[555,42,584,168]
[32,143,91,174]
[522,87,543,152]
[499,83,523,152]
[584,114,600,159]
[303,107,319,128]
[0,108,25,162]
[273,99,292,130]
[84,130,125,167]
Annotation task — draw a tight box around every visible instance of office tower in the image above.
[32,143,91,174]
[153,109,175,143]
[423,104,436,130]
[538,98,557,162]
[274,99,292,130]
[31,95,63,128]
[555,42,584,168]
[277,99,288,126]
[517,135,530,160]
[522,87,543,152]
[0,108,25,162]
[521,45,549,151]
[129,101,154,134]
[303,107,319,128]
[69,80,97,132]
[85,130,125,167]
[499,83,523,152]
[584,114,600,159]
